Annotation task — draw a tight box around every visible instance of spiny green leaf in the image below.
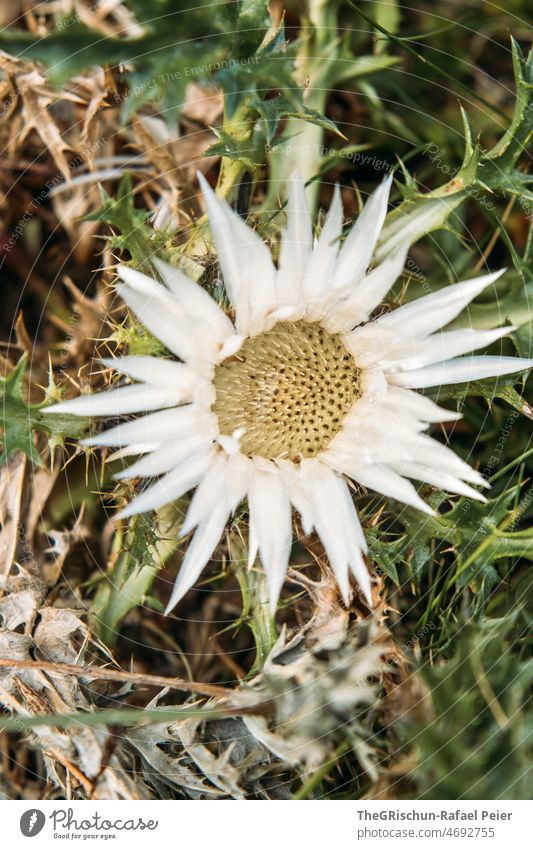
[366,528,402,585]
[374,478,533,612]
[224,0,272,60]
[375,39,533,261]
[429,372,533,419]
[204,128,261,171]
[485,38,533,170]
[0,355,42,466]
[0,355,88,466]
[215,38,299,117]
[85,175,157,270]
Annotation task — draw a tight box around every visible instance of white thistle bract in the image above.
[45,173,533,614]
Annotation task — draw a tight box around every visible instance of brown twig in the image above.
[43,748,96,798]
[0,657,236,700]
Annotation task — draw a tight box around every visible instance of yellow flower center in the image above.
[212,321,361,461]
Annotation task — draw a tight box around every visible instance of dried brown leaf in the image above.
[0,453,26,579]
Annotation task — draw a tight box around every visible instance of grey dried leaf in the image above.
[125,687,270,799]
[176,714,244,798]
[122,621,387,799]
[242,622,385,777]
[0,631,44,693]
[128,719,227,798]
[0,565,46,633]
[203,717,275,782]
[33,608,90,664]
[0,576,144,799]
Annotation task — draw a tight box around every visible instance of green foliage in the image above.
[90,514,162,645]
[86,175,158,270]
[429,372,533,419]
[1,0,533,804]
[401,615,532,799]
[0,2,227,99]
[0,355,43,465]
[263,1,400,208]
[0,355,88,466]
[377,59,533,261]
[366,527,403,585]
[230,532,278,676]
[206,95,341,173]
[0,0,335,150]
[204,16,346,193]
[90,502,184,645]
[484,39,533,174]
[365,478,533,626]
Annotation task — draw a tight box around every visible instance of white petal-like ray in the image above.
[164,454,254,613]
[80,405,212,447]
[385,326,515,372]
[115,447,215,520]
[376,270,505,339]
[41,384,181,417]
[165,502,231,615]
[247,520,259,570]
[117,281,207,362]
[383,386,462,423]
[300,461,371,604]
[390,461,487,502]
[407,433,488,487]
[341,400,427,442]
[180,452,229,535]
[343,324,413,369]
[389,355,533,388]
[106,443,159,462]
[332,175,392,290]
[347,546,372,605]
[118,268,238,363]
[352,245,409,311]
[198,173,276,335]
[361,367,388,398]
[181,451,251,536]
[302,184,342,309]
[277,459,315,535]
[322,438,413,476]
[152,258,235,339]
[324,244,408,332]
[276,172,313,315]
[113,433,212,480]
[219,334,245,360]
[100,356,202,393]
[351,464,434,515]
[333,473,368,553]
[248,461,293,611]
[330,407,486,492]
[332,430,423,475]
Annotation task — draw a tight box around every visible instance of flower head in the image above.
[45,173,533,613]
